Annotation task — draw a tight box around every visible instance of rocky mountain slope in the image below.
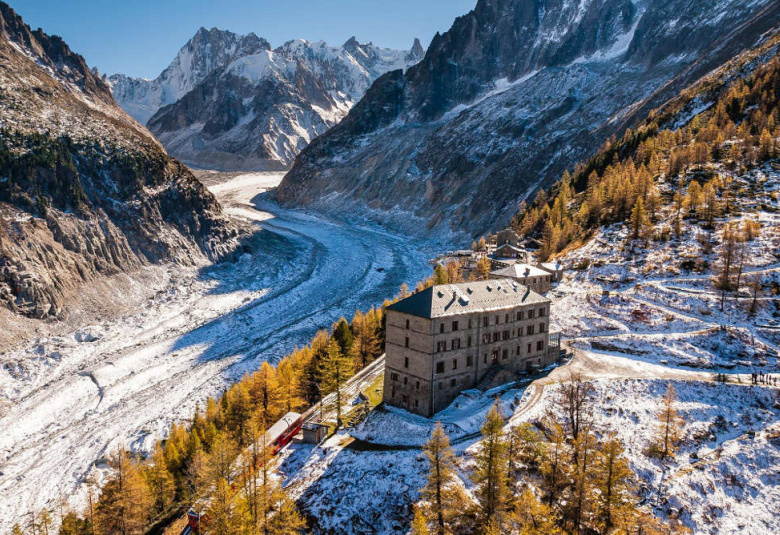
[109,29,424,170]
[0,2,237,320]
[277,0,780,239]
[107,28,271,125]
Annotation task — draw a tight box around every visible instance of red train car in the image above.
[181,509,202,534]
[180,412,303,534]
[265,411,303,454]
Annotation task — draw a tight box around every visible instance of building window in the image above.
[516,346,520,356]
[415,400,419,408]
[452,358,458,370]
[468,318,472,329]
[405,337,409,348]
[467,336,472,347]
[467,355,473,367]
[451,339,461,350]
[404,376,408,385]
[436,362,445,374]
[495,315,500,325]
[527,325,535,335]
[540,323,546,333]
[539,308,546,317]
[392,387,396,397]
[440,323,445,334]
[502,349,508,360]
[483,333,490,344]
[439,382,443,390]
[484,354,488,364]
[503,330,509,341]
[519,311,525,320]
[483,316,489,327]
[537,340,544,351]
[390,372,399,381]
[452,320,459,331]
[528,343,532,353]
[529,309,535,319]
[406,319,410,329]
[450,378,456,387]
[505,313,509,323]
[404,357,409,368]
[437,341,447,352]
[493,332,500,342]
[416,380,420,390]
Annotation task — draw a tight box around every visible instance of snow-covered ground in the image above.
[274,181,780,534]
[516,376,780,534]
[0,172,434,532]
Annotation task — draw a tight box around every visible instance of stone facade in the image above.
[383,280,553,417]
[496,228,521,247]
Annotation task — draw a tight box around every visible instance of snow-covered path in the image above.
[0,173,433,531]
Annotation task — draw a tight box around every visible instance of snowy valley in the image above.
[0,172,433,531]
[3,0,780,534]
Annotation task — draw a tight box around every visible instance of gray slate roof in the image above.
[388,279,549,319]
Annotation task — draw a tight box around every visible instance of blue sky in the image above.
[11,0,476,79]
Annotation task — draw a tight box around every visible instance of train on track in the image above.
[181,411,303,534]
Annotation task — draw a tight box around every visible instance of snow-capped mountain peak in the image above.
[107,27,271,124]
[109,29,425,170]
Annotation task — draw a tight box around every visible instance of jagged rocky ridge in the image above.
[278,0,780,238]
[109,29,424,170]
[0,2,238,319]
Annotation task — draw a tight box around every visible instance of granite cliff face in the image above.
[278,0,780,238]
[110,29,424,170]
[0,3,237,319]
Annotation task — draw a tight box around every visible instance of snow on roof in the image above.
[541,262,564,271]
[491,263,550,279]
[494,243,526,253]
[387,279,548,319]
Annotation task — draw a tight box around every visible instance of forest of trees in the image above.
[514,55,780,268]
[413,376,687,535]
[15,304,388,535]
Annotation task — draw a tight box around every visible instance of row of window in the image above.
[390,371,421,390]
[431,340,545,375]
[429,323,547,353]
[405,308,549,334]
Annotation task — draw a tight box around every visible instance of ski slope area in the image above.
[0,172,433,532]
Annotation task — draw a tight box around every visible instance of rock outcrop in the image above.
[278,0,780,238]
[0,2,237,319]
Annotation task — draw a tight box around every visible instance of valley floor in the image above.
[0,172,433,532]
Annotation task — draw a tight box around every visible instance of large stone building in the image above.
[383,279,558,417]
